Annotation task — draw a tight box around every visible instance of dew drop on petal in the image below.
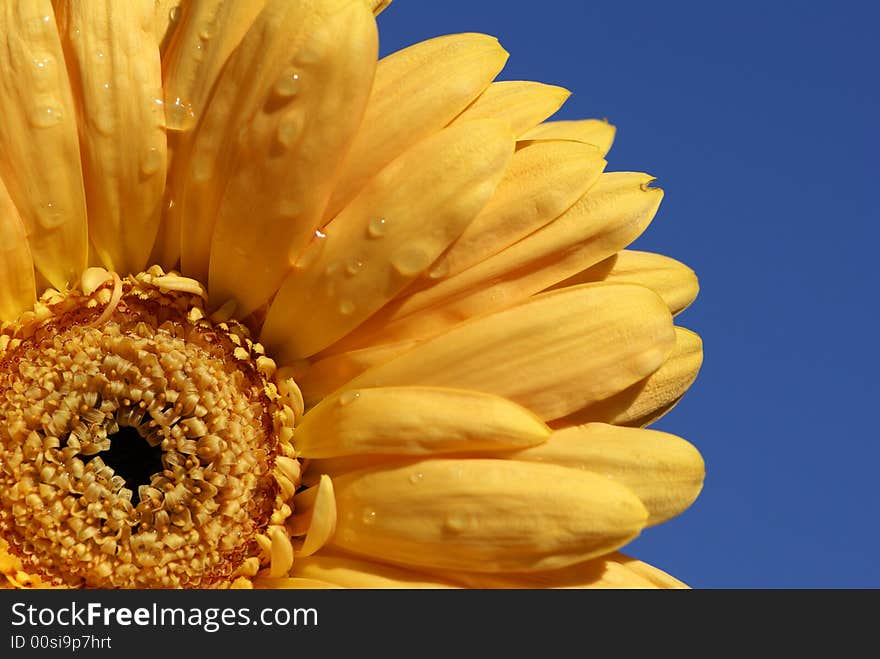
[140,147,163,176]
[367,217,387,238]
[408,472,424,485]
[31,105,63,128]
[338,390,360,406]
[295,235,326,271]
[427,258,450,280]
[345,258,364,276]
[391,245,432,277]
[165,97,195,132]
[338,300,355,316]
[276,115,302,149]
[361,509,377,525]
[273,69,301,99]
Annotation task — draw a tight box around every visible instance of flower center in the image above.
[0,268,298,588]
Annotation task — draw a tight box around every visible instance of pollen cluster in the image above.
[0,268,300,588]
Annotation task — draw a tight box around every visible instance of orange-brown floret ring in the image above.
[0,266,301,588]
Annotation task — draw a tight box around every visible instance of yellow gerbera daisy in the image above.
[0,0,704,589]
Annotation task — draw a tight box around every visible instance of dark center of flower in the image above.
[0,269,299,589]
[81,426,164,505]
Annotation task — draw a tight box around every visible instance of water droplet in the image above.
[278,199,301,218]
[295,48,320,64]
[294,232,326,270]
[37,201,64,229]
[95,110,115,135]
[140,147,163,176]
[345,257,364,276]
[367,217,387,238]
[32,55,51,71]
[444,513,467,533]
[276,115,302,148]
[408,472,424,485]
[169,6,181,23]
[191,155,213,183]
[273,68,301,99]
[315,229,327,239]
[339,390,360,406]
[338,300,355,315]
[391,245,432,277]
[165,97,195,132]
[199,21,217,40]
[31,105,63,128]
[361,509,377,525]
[427,258,450,279]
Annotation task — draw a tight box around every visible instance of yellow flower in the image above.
[0,0,703,589]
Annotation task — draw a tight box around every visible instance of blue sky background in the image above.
[376,1,879,588]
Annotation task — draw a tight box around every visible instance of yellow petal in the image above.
[296,386,550,458]
[153,0,183,53]
[547,249,699,315]
[291,552,460,588]
[498,423,705,526]
[152,1,266,269]
[443,554,662,588]
[521,118,616,156]
[56,2,166,275]
[333,172,662,352]
[453,80,570,136]
[175,0,363,282]
[253,577,341,589]
[611,552,690,588]
[160,0,266,132]
[323,33,509,219]
[339,282,675,421]
[260,119,514,362]
[0,177,36,321]
[0,1,87,290]
[423,139,605,281]
[329,459,648,572]
[290,474,337,557]
[364,0,392,16]
[298,339,420,407]
[558,326,703,427]
[207,0,378,316]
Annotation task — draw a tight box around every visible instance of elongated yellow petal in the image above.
[297,387,550,458]
[521,118,616,156]
[423,140,605,281]
[365,0,392,16]
[443,554,662,589]
[338,283,674,422]
[324,33,508,219]
[559,327,703,427]
[153,0,183,53]
[57,1,166,275]
[290,475,337,557]
[0,1,87,290]
[547,249,699,315]
[330,459,648,572]
[176,0,364,282]
[161,0,266,132]
[299,339,420,407]
[152,0,268,270]
[453,81,570,136]
[291,553,461,588]
[208,0,378,316]
[0,178,36,321]
[498,423,705,526]
[333,172,662,352]
[261,119,514,362]
[611,552,690,588]
[253,577,342,589]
